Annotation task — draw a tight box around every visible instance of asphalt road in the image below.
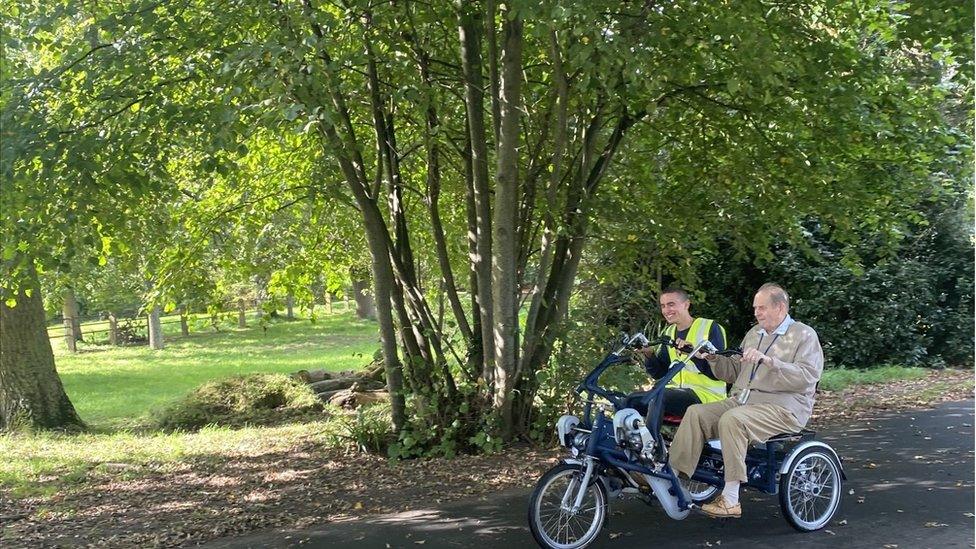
[207,400,975,549]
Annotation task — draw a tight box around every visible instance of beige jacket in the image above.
[706,320,824,427]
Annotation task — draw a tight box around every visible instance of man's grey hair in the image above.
[758,282,790,310]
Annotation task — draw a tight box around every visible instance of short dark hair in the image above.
[660,286,690,302]
[758,282,790,309]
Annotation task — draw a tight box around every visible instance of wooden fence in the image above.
[48,299,354,351]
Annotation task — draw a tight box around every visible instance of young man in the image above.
[628,287,728,417]
[668,283,824,519]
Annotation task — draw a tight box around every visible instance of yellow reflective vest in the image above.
[662,318,727,404]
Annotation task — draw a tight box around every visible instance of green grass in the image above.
[818,365,929,392]
[52,309,379,430]
[3,309,379,497]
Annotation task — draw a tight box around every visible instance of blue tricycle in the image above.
[527,333,846,549]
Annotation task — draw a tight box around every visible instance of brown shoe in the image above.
[700,495,742,518]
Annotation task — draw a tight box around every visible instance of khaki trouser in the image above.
[668,399,801,483]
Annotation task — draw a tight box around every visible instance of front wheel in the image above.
[528,463,608,549]
[680,478,719,504]
[778,447,843,531]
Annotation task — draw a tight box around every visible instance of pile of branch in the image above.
[291,362,388,409]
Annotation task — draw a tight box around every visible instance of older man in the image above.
[668,283,824,518]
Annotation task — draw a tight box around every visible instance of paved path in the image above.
[207,400,975,549]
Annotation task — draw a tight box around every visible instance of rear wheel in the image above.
[778,447,842,531]
[528,463,608,549]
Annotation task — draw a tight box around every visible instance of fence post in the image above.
[108,313,118,346]
[63,316,77,352]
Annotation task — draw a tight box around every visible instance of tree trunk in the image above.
[148,306,163,350]
[491,8,523,440]
[0,268,84,431]
[352,279,377,321]
[254,276,267,320]
[413,42,473,344]
[325,292,333,314]
[108,313,119,346]
[462,127,485,375]
[303,45,409,429]
[179,307,189,337]
[459,4,495,384]
[285,293,295,320]
[61,288,83,346]
[238,298,247,328]
[523,29,569,369]
[62,316,77,353]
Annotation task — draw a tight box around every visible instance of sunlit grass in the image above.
[52,309,379,430]
[819,365,930,392]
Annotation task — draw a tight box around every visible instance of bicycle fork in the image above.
[561,457,596,514]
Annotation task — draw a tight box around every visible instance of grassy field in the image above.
[52,308,379,430]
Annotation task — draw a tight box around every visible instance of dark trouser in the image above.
[625,387,702,418]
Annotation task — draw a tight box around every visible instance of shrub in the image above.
[324,403,393,454]
[153,373,323,431]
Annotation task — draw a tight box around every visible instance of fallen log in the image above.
[309,377,356,393]
[306,369,332,383]
[328,389,390,408]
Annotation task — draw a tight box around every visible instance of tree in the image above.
[0,261,84,430]
[3,0,967,443]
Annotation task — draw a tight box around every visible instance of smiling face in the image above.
[659,292,693,330]
[753,289,788,334]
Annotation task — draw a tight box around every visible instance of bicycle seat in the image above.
[751,429,816,450]
[662,414,683,425]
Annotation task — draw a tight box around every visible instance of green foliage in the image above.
[323,403,393,454]
[153,373,323,432]
[386,381,495,459]
[696,192,974,368]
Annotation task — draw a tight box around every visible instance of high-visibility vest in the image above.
[663,318,727,403]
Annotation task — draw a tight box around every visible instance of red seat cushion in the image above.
[663,414,683,425]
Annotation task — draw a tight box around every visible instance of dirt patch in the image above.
[0,369,971,548]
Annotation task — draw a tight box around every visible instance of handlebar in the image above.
[578,333,723,406]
